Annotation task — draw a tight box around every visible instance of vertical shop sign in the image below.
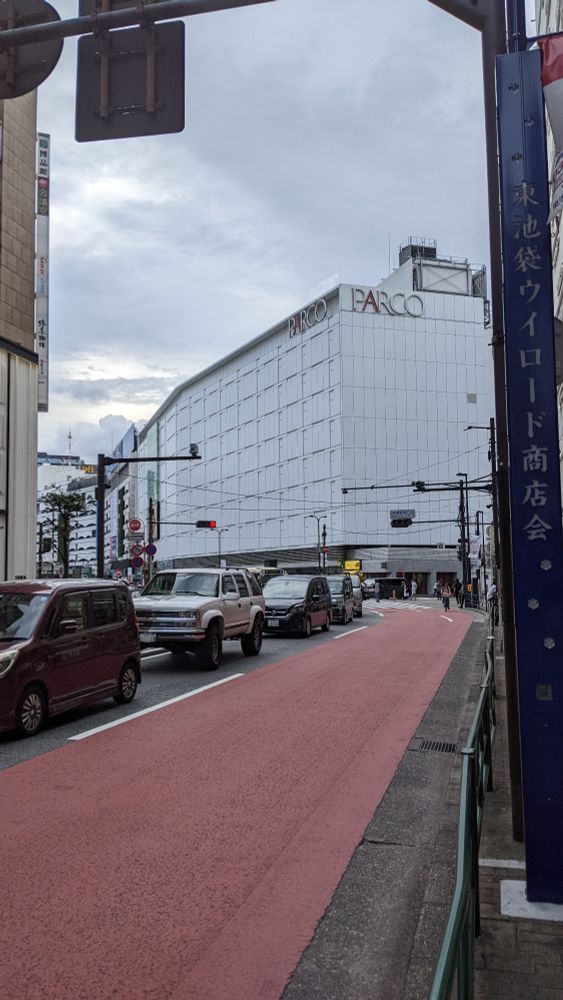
[36,133,50,413]
[497,50,563,903]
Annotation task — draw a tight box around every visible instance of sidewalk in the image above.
[474,651,563,999]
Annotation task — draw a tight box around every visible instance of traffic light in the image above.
[196,520,217,529]
[390,518,412,528]
[457,538,463,561]
[411,480,426,492]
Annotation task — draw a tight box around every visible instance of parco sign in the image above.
[288,298,328,337]
[351,286,424,317]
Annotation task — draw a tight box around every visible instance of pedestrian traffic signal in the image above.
[390,518,412,528]
[196,520,217,529]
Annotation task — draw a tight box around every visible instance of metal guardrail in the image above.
[428,628,497,1000]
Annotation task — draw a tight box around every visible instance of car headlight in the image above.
[180,612,200,626]
[0,648,19,679]
[290,604,305,613]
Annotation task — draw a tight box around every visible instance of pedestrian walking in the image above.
[374,580,380,602]
[453,577,462,606]
[403,579,410,600]
[410,578,417,601]
[433,580,441,600]
[442,581,452,611]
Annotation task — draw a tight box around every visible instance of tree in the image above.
[41,491,88,577]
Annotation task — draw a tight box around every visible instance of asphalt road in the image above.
[0,599,470,1000]
[0,604,381,771]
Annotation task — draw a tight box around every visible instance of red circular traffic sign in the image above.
[145,543,157,557]
[129,517,143,532]
[130,544,143,557]
[131,556,144,569]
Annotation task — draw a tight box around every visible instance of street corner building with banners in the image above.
[0,97,47,581]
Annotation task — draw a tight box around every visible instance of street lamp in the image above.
[307,514,326,572]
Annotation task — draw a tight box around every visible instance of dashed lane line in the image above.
[440,615,454,623]
[69,674,244,742]
[332,626,368,640]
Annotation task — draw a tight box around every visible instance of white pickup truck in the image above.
[134,567,265,670]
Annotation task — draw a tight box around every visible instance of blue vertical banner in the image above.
[497,49,563,903]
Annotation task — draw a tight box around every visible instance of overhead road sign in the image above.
[390,509,416,520]
[75,21,185,142]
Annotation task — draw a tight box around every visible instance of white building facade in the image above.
[136,242,494,588]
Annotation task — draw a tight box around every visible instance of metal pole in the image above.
[322,522,327,573]
[96,453,106,579]
[459,480,467,600]
[428,0,524,843]
[489,417,501,573]
[0,0,277,50]
[316,518,321,572]
[38,521,43,577]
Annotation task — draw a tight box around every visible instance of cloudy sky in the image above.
[37,0,535,463]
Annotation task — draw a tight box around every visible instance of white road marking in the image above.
[333,626,368,639]
[69,674,244,741]
[371,611,385,618]
[440,615,454,623]
[141,650,168,659]
[479,859,525,870]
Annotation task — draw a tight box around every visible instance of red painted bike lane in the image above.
[0,609,471,1000]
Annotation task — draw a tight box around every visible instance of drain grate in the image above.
[418,739,457,754]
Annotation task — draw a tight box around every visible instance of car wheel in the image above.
[196,624,222,670]
[302,616,312,638]
[114,662,138,704]
[15,685,46,738]
[241,618,263,657]
[321,613,331,632]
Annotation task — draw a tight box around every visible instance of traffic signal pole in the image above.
[0,0,276,51]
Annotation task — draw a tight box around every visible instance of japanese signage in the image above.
[351,287,424,317]
[36,133,50,412]
[497,50,563,903]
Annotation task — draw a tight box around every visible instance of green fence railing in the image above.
[429,630,496,1000]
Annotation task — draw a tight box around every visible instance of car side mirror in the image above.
[57,618,80,636]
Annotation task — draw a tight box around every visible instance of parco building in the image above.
[136,240,494,590]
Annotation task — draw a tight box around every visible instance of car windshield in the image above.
[263,578,308,599]
[142,573,219,598]
[0,592,49,640]
[328,578,345,594]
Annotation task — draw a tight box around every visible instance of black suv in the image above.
[262,575,332,637]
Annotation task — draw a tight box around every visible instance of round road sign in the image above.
[128,517,143,532]
[130,544,143,557]
[131,556,144,569]
[0,0,63,98]
[145,543,157,557]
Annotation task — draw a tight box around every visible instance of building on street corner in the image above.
[132,240,494,591]
[0,96,41,581]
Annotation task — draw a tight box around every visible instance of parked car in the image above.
[327,575,354,624]
[262,575,332,637]
[349,574,363,617]
[0,579,141,738]
[134,568,265,670]
[362,579,376,598]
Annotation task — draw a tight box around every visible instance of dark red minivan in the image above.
[0,579,141,737]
